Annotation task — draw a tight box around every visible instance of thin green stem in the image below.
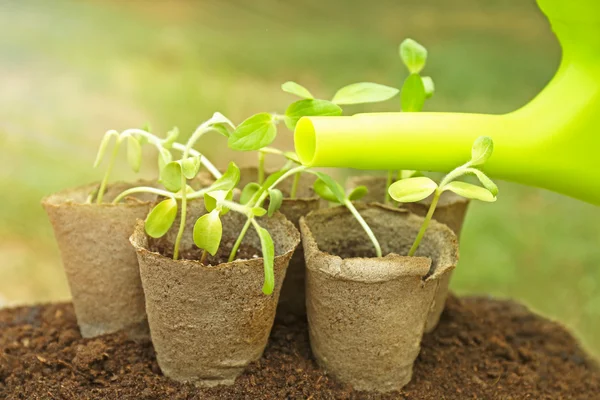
[258,151,265,185]
[200,249,208,265]
[173,173,188,260]
[385,170,394,204]
[228,218,252,262]
[96,138,122,204]
[408,189,441,257]
[344,200,382,258]
[112,187,176,204]
[172,143,221,179]
[290,172,301,199]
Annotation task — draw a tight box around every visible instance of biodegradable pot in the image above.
[347,175,469,332]
[300,204,458,392]
[42,181,157,339]
[130,200,300,387]
[239,167,320,318]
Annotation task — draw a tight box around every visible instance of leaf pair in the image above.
[94,130,144,173]
[160,156,201,192]
[399,38,434,112]
[388,177,497,203]
[311,172,368,204]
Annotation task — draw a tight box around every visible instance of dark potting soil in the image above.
[149,240,261,267]
[1,296,598,400]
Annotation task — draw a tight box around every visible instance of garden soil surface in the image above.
[1,296,598,400]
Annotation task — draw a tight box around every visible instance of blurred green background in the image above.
[1,0,598,357]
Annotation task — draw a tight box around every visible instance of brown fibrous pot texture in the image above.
[301,204,458,392]
[130,200,300,387]
[42,181,158,339]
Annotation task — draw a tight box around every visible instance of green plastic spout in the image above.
[294,0,600,205]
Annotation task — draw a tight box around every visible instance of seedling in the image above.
[226,80,399,195]
[311,172,382,258]
[388,136,498,256]
[385,38,435,203]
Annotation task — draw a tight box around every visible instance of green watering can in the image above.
[294,0,600,205]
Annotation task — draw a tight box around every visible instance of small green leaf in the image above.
[158,148,172,172]
[252,207,267,217]
[213,124,231,138]
[208,112,235,130]
[399,38,428,74]
[193,210,223,256]
[388,177,438,203]
[422,76,435,99]
[284,99,343,131]
[331,82,399,105]
[160,161,183,192]
[210,162,241,191]
[281,81,314,99]
[93,130,119,168]
[204,190,230,213]
[348,185,368,201]
[401,74,426,112]
[145,198,178,238]
[466,169,499,196]
[261,171,285,190]
[470,136,494,166]
[163,127,179,149]
[312,172,346,204]
[255,225,275,295]
[126,136,143,173]
[443,181,497,202]
[142,122,152,133]
[180,156,201,179]
[240,182,261,205]
[400,170,419,180]
[228,113,277,151]
[267,188,283,217]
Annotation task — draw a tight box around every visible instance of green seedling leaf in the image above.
[470,136,494,166]
[180,156,201,179]
[400,170,419,180]
[262,170,286,190]
[228,113,277,151]
[422,76,435,99]
[126,136,143,173]
[388,176,438,203]
[443,181,497,202]
[399,38,428,74]
[255,225,275,295]
[284,99,342,131]
[158,147,172,172]
[93,130,119,168]
[401,74,426,112]
[281,81,314,99]
[332,82,399,105]
[348,185,368,201]
[204,190,231,214]
[283,151,301,164]
[467,168,499,196]
[210,162,241,192]
[193,210,222,256]
[252,207,267,217]
[312,172,346,204]
[145,198,178,238]
[208,112,236,138]
[240,182,261,205]
[163,127,179,149]
[267,188,283,217]
[160,161,184,192]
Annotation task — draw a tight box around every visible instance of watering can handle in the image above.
[294,0,600,205]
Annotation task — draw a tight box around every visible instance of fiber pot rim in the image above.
[129,211,301,272]
[42,181,154,210]
[300,203,458,284]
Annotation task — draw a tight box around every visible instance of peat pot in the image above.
[239,167,320,318]
[130,200,300,387]
[347,175,469,331]
[42,181,156,339]
[300,204,458,392]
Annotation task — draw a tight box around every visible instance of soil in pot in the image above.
[300,204,458,392]
[41,181,158,339]
[130,200,300,387]
[347,175,470,333]
[239,167,320,318]
[2,296,598,399]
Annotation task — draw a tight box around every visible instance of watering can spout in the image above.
[294,0,600,205]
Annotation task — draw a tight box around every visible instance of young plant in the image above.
[311,172,382,258]
[385,38,436,203]
[388,136,498,256]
